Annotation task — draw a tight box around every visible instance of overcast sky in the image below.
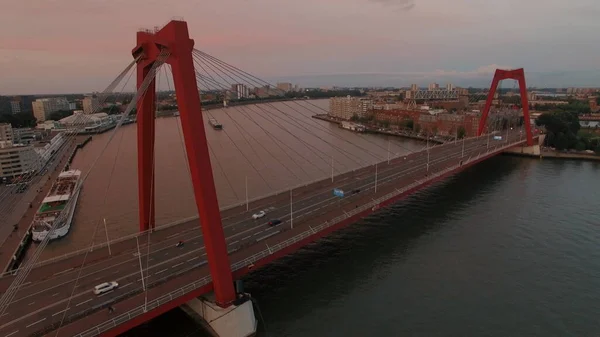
[1,0,599,94]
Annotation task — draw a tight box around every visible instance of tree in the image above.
[554,132,568,151]
[401,119,414,130]
[48,110,73,121]
[0,112,37,128]
[575,141,586,151]
[414,124,421,134]
[457,126,466,139]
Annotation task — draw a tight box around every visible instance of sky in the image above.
[1,0,599,94]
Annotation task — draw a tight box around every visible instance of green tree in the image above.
[401,119,414,130]
[414,124,421,134]
[554,132,568,150]
[48,110,73,121]
[575,141,586,151]
[457,126,466,139]
[0,112,37,128]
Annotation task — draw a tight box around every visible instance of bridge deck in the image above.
[0,132,535,337]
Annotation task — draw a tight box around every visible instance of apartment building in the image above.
[0,123,13,143]
[32,97,70,122]
[82,95,100,114]
[329,97,373,120]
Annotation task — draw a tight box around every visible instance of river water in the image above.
[124,156,600,337]
[37,99,424,259]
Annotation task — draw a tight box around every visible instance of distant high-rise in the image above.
[10,100,21,114]
[428,83,439,91]
[410,84,418,91]
[82,95,100,114]
[446,83,454,91]
[32,97,69,122]
[276,82,293,93]
[9,96,34,114]
[230,84,249,99]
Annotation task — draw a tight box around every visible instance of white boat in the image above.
[31,170,82,242]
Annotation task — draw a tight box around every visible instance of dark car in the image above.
[268,219,282,227]
[352,189,361,194]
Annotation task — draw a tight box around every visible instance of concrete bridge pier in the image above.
[181,291,257,337]
[504,143,541,156]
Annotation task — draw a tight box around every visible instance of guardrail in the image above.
[73,138,524,337]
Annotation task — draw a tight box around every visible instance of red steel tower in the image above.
[132,20,236,307]
[477,68,534,146]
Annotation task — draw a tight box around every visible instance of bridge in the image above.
[0,20,537,337]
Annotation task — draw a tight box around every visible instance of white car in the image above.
[93,281,119,295]
[252,210,266,220]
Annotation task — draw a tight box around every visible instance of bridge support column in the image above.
[181,293,257,337]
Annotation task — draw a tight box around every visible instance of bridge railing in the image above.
[73,138,527,337]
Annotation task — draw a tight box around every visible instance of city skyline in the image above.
[1,0,600,94]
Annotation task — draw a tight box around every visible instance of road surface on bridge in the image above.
[0,132,530,337]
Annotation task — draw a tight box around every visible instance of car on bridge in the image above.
[252,210,266,219]
[93,281,119,295]
[268,219,282,227]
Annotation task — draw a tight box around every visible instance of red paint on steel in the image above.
[136,64,156,232]
[132,20,236,307]
[477,68,534,146]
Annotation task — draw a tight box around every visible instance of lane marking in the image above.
[242,235,251,240]
[228,240,239,246]
[187,257,200,262]
[6,330,19,337]
[172,262,184,268]
[121,282,132,288]
[27,301,35,306]
[53,268,73,276]
[26,318,46,328]
[52,308,69,317]
[155,268,168,275]
[51,292,59,297]
[76,299,92,307]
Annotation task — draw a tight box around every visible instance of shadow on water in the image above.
[124,156,523,337]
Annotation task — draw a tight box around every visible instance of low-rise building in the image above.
[58,111,110,129]
[0,142,40,180]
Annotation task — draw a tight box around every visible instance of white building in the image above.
[230,84,249,99]
[34,133,66,165]
[58,111,110,128]
[0,142,40,180]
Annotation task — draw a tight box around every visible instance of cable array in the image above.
[0,51,170,328]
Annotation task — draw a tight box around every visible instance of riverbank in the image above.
[312,114,444,144]
[1,135,93,273]
[504,149,600,161]
[157,97,323,118]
